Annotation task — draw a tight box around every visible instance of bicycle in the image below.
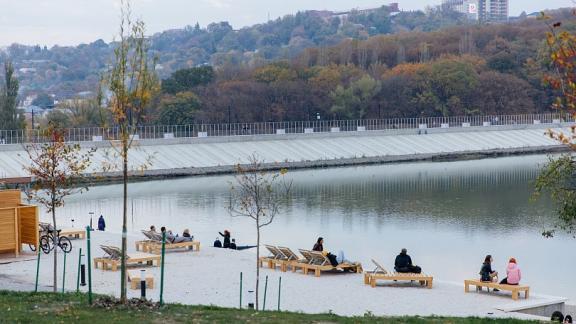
[40,229,72,254]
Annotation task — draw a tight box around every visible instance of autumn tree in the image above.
[22,124,94,292]
[228,155,291,310]
[101,0,159,302]
[534,13,576,238]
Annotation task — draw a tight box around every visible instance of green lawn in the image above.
[0,291,535,323]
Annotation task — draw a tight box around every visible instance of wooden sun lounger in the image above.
[137,231,200,254]
[293,249,362,277]
[93,245,161,271]
[146,240,200,254]
[464,279,529,300]
[127,269,154,290]
[259,245,291,272]
[59,228,86,239]
[363,259,433,288]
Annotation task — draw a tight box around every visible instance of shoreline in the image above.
[77,145,568,186]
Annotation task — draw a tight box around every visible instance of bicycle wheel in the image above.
[29,243,37,252]
[58,236,72,253]
[40,235,53,254]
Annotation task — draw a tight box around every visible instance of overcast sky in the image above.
[0,0,574,47]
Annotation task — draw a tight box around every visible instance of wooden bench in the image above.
[464,279,529,300]
[364,260,433,288]
[135,240,151,252]
[146,240,200,254]
[94,252,161,271]
[259,245,293,272]
[127,270,154,290]
[59,228,85,240]
[365,272,433,288]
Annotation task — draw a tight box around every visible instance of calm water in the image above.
[41,154,575,300]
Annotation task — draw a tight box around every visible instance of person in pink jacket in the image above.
[500,257,521,285]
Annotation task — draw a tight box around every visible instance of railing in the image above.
[0,113,572,145]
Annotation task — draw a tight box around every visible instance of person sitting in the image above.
[312,237,323,252]
[150,225,157,233]
[219,230,231,248]
[565,315,573,324]
[394,248,422,273]
[213,237,222,248]
[480,255,498,282]
[160,227,176,243]
[499,257,521,285]
[229,239,237,250]
[181,229,193,241]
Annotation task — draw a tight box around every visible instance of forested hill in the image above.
[1,4,468,98]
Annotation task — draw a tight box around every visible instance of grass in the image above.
[0,290,536,323]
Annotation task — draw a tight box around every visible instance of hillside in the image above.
[0,3,468,99]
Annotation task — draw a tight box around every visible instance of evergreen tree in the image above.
[0,61,23,130]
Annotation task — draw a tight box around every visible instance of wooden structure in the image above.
[59,228,85,239]
[93,245,161,271]
[292,249,363,277]
[464,279,529,300]
[0,190,39,256]
[136,230,200,254]
[363,259,433,288]
[127,270,154,290]
[259,245,295,272]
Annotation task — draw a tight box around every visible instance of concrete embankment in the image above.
[0,123,570,182]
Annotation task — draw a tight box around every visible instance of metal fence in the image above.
[0,113,572,145]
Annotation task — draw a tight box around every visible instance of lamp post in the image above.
[31,107,35,130]
[89,212,94,231]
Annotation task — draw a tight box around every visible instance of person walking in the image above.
[97,215,106,231]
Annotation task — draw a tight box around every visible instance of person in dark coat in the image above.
[312,237,324,252]
[219,230,231,248]
[229,239,237,250]
[97,215,106,231]
[394,248,422,273]
[479,255,498,282]
[213,237,222,248]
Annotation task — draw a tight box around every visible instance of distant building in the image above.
[442,0,508,23]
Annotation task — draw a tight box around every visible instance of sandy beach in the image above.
[0,230,567,321]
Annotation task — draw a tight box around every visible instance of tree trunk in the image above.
[51,198,57,293]
[120,138,128,303]
[255,222,260,311]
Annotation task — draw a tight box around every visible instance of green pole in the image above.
[159,231,166,306]
[34,250,41,292]
[76,248,82,293]
[262,275,268,311]
[277,277,282,311]
[239,272,243,309]
[62,252,67,293]
[86,226,92,305]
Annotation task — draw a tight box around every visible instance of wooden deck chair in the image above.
[370,259,388,274]
[308,250,331,265]
[141,230,154,240]
[298,249,317,264]
[265,245,287,260]
[95,245,161,271]
[277,247,301,261]
[100,245,122,260]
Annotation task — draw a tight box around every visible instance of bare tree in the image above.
[22,124,94,292]
[101,0,159,302]
[228,154,291,310]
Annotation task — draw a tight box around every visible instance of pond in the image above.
[42,154,575,301]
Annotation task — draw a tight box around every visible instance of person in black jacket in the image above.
[479,255,498,282]
[312,237,324,252]
[394,248,422,273]
[219,230,231,248]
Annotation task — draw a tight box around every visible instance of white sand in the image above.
[0,231,562,320]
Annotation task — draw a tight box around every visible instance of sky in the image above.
[0,0,574,47]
